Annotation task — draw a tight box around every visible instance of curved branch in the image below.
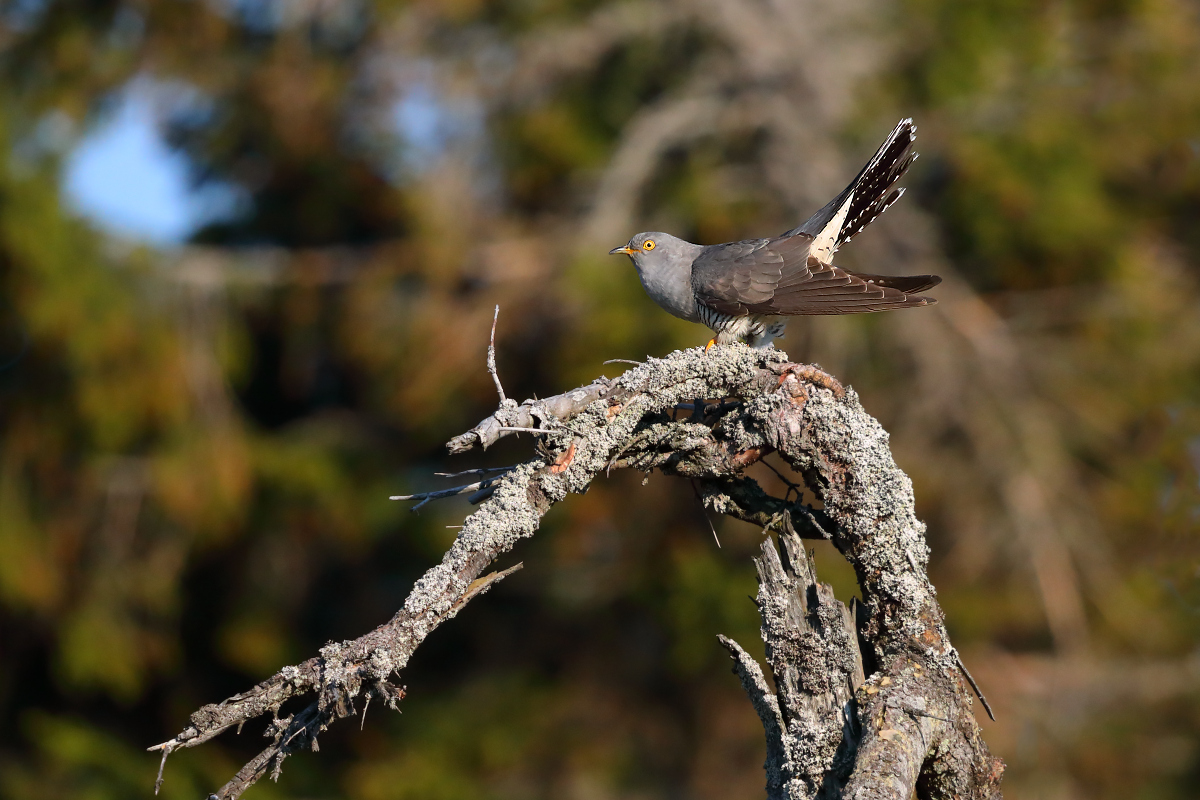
[152,344,1001,800]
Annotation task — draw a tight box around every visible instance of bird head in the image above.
[608,232,689,273]
[608,232,703,320]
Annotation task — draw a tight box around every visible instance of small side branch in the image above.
[718,635,787,800]
[956,650,997,722]
[435,467,515,478]
[488,305,507,404]
[389,473,510,510]
[446,379,612,453]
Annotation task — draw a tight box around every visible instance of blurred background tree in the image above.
[0,0,1197,798]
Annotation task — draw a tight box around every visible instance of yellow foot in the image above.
[705,337,718,352]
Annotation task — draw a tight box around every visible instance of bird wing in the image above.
[689,237,785,315]
[691,233,940,316]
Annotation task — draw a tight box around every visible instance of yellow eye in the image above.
[643,239,656,251]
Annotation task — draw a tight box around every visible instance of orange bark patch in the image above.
[549,441,577,474]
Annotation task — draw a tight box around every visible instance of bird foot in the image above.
[771,363,846,399]
[704,337,718,352]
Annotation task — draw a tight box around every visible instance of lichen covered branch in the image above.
[154,344,1001,800]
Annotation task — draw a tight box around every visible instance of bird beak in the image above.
[609,246,635,256]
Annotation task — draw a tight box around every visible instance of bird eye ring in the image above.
[643,239,656,251]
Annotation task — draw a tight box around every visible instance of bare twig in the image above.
[488,305,506,404]
[389,476,506,510]
[956,650,997,722]
[153,743,171,795]
[446,377,612,453]
[691,479,721,548]
[435,467,516,478]
[467,485,498,504]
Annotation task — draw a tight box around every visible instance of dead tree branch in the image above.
[152,344,1002,799]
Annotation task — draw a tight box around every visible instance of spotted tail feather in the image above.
[788,119,918,254]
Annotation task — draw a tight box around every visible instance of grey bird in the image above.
[609,119,940,349]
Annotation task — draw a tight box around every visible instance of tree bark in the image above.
[150,344,1002,800]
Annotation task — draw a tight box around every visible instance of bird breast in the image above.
[636,264,699,322]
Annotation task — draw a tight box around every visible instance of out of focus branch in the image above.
[153,345,1002,799]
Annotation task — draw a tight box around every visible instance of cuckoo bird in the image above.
[610,119,940,349]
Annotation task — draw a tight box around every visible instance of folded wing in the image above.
[691,233,940,317]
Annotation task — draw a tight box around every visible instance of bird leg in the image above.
[748,319,787,349]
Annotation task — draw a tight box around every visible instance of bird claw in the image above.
[773,363,846,398]
[704,337,718,352]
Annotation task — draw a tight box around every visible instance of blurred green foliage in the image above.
[0,1,1197,799]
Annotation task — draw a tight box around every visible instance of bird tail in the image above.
[789,119,918,258]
